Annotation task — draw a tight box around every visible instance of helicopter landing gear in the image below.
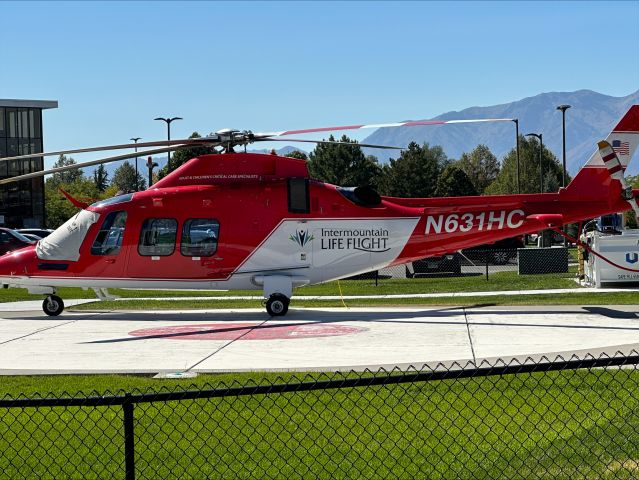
[266,293,289,316]
[258,275,293,317]
[43,295,64,316]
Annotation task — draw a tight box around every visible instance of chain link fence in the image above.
[3,352,639,479]
[348,246,576,283]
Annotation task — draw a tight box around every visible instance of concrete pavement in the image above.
[2,302,639,374]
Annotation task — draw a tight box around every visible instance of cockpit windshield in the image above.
[90,193,133,209]
[36,209,100,261]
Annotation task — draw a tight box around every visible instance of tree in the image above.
[307,135,381,187]
[111,161,146,192]
[485,135,567,195]
[434,165,478,197]
[377,142,448,198]
[93,164,109,192]
[623,175,639,228]
[456,144,499,194]
[49,154,83,187]
[285,150,308,161]
[158,132,217,179]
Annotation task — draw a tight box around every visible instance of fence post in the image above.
[375,270,379,287]
[123,393,136,480]
[485,251,489,281]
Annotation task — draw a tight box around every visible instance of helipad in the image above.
[1,303,639,374]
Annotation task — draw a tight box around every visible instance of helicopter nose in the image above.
[0,245,37,278]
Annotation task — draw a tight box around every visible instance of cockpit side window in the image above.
[181,219,219,257]
[138,218,178,256]
[91,211,127,256]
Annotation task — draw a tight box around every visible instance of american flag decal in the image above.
[612,140,630,156]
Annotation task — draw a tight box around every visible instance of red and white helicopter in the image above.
[0,107,637,316]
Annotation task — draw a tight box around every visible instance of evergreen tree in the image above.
[49,154,83,187]
[308,135,381,187]
[285,150,309,160]
[111,161,146,192]
[93,164,109,192]
[377,142,447,197]
[434,165,478,197]
[456,144,499,194]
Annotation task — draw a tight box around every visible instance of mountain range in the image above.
[362,89,639,175]
[90,90,639,180]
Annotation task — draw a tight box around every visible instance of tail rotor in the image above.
[598,140,639,222]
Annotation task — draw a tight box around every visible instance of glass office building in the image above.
[0,99,58,228]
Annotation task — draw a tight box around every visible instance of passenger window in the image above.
[91,211,127,256]
[181,219,219,257]
[288,178,310,213]
[138,218,177,256]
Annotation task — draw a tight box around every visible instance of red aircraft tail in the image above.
[564,105,639,200]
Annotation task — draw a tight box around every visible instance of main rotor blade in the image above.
[0,145,185,186]
[258,138,404,150]
[0,138,217,163]
[255,117,515,138]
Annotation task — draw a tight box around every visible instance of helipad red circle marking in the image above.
[128,323,367,341]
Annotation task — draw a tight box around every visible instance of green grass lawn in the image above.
[0,270,582,304]
[5,264,639,480]
[2,269,636,310]
[58,270,639,310]
[67,291,639,311]
[4,266,639,478]
[2,368,639,479]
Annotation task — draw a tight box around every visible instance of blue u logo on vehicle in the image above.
[626,252,638,264]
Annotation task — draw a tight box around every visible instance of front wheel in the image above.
[43,295,64,316]
[266,294,289,316]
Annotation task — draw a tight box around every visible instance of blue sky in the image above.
[2,1,638,167]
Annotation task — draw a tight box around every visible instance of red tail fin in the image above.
[565,105,639,198]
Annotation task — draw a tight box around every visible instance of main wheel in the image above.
[43,295,64,316]
[266,294,289,316]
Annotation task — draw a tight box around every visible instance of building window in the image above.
[138,218,177,256]
[0,105,46,228]
[0,108,5,138]
[181,219,219,257]
[91,211,127,256]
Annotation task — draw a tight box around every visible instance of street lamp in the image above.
[511,119,520,194]
[130,137,141,191]
[556,104,571,188]
[525,133,543,193]
[154,116,182,171]
[146,156,158,187]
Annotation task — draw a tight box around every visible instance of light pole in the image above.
[511,119,520,194]
[130,137,141,191]
[146,156,158,187]
[556,104,571,188]
[525,133,543,193]
[154,116,182,171]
